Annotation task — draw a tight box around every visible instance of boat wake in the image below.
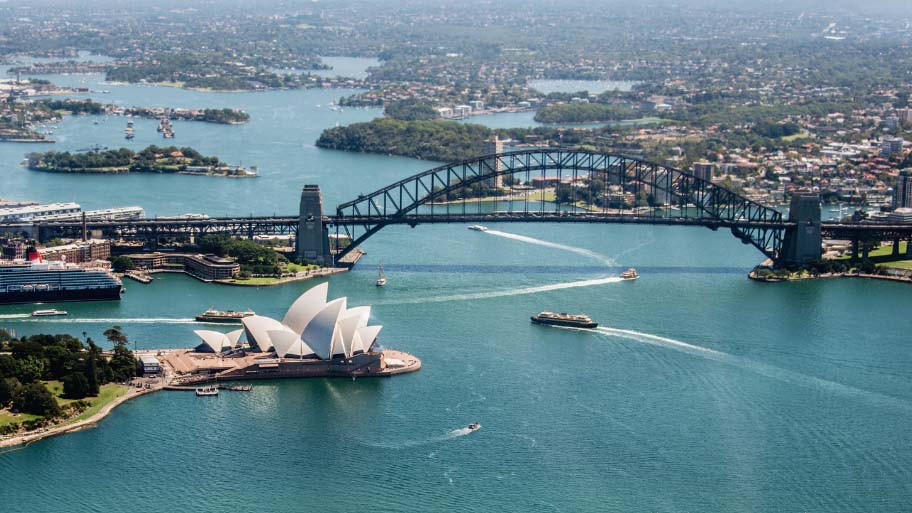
[484,229,616,266]
[379,276,623,305]
[0,313,29,319]
[361,426,479,450]
[593,326,912,413]
[10,317,200,324]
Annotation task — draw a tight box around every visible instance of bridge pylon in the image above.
[296,185,331,265]
[779,192,822,266]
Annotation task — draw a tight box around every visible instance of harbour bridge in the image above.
[17,149,912,266]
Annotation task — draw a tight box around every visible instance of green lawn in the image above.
[835,242,908,260]
[0,382,128,430]
[880,260,912,270]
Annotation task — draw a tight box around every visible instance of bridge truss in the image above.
[331,149,788,260]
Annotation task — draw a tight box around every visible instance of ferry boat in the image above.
[467,225,489,232]
[0,248,122,305]
[376,261,387,287]
[530,311,598,329]
[195,386,218,396]
[620,268,639,280]
[32,308,68,317]
[195,308,255,323]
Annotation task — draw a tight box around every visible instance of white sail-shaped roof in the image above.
[226,329,245,348]
[194,330,232,353]
[282,282,329,335]
[356,325,382,353]
[302,297,346,360]
[342,306,371,328]
[350,330,365,355]
[241,315,287,352]
[337,314,363,358]
[268,329,316,358]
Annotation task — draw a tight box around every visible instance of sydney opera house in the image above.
[161,283,420,382]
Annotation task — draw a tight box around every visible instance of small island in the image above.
[26,145,257,177]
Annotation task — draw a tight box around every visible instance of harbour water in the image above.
[1,63,912,512]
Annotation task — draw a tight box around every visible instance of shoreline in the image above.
[0,385,158,449]
[748,270,912,285]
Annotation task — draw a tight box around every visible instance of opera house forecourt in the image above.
[161,283,420,383]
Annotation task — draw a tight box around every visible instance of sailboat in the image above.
[376,261,387,287]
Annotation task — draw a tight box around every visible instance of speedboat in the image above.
[620,268,639,280]
[467,225,488,232]
[31,309,68,317]
[467,422,481,431]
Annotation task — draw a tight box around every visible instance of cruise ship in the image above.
[0,248,122,305]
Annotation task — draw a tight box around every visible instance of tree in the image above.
[109,256,135,273]
[62,372,90,399]
[12,383,60,417]
[0,354,15,378]
[15,355,45,383]
[0,377,21,407]
[85,340,100,396]
[103,326,129,346]
[109,343,137,383]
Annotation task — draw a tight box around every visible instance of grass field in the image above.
[880,260,912,270]
[0,381,128,429]
[781,131,812,142]
[835,242,908,260]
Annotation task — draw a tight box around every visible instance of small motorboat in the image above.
[467,225,488,231]
[620,268,639,280]
[31,309,68,317]
[467,422,481,431]
[195,386,219,396]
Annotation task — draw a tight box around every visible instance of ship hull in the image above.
[530,316,598,329]
[0,287,121,305]
[194,316,246,324]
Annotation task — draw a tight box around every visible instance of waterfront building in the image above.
[123,253,240,281]
[41,239,111,264]
[469,100,484,110]
[453,105,471,118]
[0,202,80,222]
[895,169,912,210]
[138,355,162,376]
[195,282,383,360]
[886,208,912,224]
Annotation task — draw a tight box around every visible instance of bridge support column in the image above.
[862,240,870,260]
[893,238,901,258]
[851,238,859,262]
[296,185,331,266]
[907,240,912,258]
[779,193,822,266]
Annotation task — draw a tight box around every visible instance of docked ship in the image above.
[0,248,122,305]
[530,311,598,329]
[195,308,256,323]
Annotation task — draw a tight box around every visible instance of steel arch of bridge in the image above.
[330,149,786,260]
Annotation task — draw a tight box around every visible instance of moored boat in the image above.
[195,386,218,396]
[531,311,598,329]
[376,261,387,286]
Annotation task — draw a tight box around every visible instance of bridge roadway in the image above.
[15,213,912,241]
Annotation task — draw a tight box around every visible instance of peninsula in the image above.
[26,145,257,177]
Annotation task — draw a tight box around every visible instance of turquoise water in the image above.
[1,69,912,513]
